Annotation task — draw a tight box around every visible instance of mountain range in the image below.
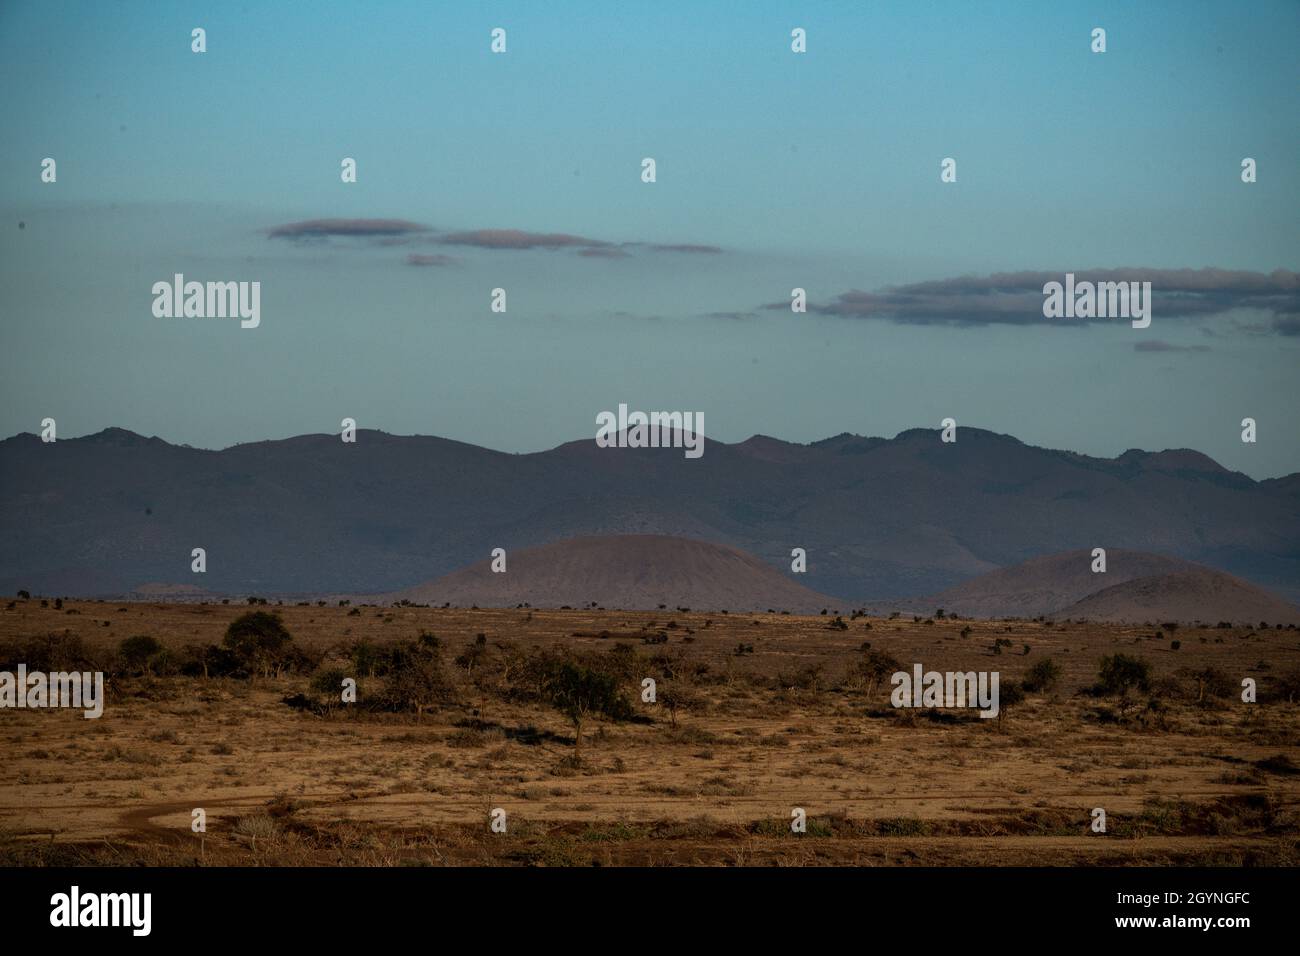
[1,425,1297,607]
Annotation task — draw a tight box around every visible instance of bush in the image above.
[601,642,641,682]
[0,631,99,672]
[223,611,295,678]
[376,633,454,718]
[347,639,386,677]
[1022,658,1062,694]
[996,679,1025,720]
[658,685,701,728]
[173,642,233,678]
[1096,654,1151,695]
[776,664,823,691]
[847,649,902,696]
[310,666,350,697]
[118,634,163,673]
[1191,666,1234,702]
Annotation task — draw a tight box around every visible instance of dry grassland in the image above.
[2,599,1298,866]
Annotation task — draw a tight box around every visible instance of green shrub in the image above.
[1096,654,1151,695]
[223,611,294,678]
[376,633,454,718]
[544,661,632,760]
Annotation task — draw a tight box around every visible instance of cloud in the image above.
[266,219,724,262]
[436,231,728,257]
[770,268,1299,333]
[435,230,726,258]
[405,253,458,268]
[1133,339,1211,353]
[267,218,430,241]
[438,229,613,251]
[642,243,724,254]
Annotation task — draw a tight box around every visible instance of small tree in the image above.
[848,649,902,697]
[380,633,454,720]
[223,611,294,678]
[545,661,632,762]
[1192,666,1233,703]
[1096,654,1151,696]
[996,680,1025,723]
[658,685,700,729]
[1022,657,1062,694]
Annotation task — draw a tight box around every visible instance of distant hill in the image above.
[905,549,1197,618]
[1058,569,1300,625]
[124,582,220,602]
[386,534,841,613]
[2,425,1297,603]
[896,548,1300,624]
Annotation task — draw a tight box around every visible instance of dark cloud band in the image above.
[267,218,430,240]
[774,268,1299,333]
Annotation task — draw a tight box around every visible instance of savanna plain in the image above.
[2,598,1297,866]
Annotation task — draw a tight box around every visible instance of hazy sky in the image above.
[1,0,1297,476]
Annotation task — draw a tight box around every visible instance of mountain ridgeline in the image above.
[1,426,1297,611]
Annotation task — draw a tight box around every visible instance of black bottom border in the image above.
[2,865,1282,942]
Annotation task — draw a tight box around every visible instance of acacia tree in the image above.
[544,661,632,762]
[223,611,294,678]
[848,649,902,697]
[1096,654,1151,695]
[381,632,454,720]
[658,685,700,729]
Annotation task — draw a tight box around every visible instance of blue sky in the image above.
[1,0,1297,476]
